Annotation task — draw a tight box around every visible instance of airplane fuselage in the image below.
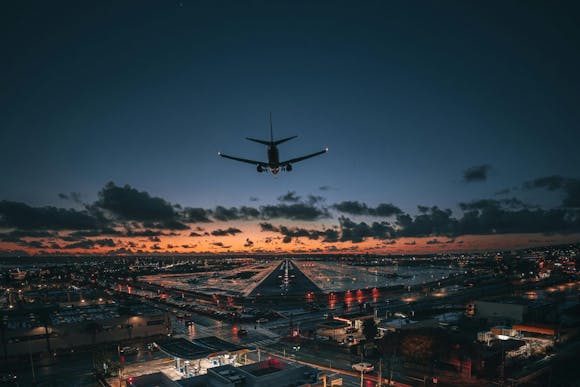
[267,145,280,173]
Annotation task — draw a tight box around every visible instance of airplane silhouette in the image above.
[218,114,328,174]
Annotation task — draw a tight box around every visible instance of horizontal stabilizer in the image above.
[274,135,298,145]
[246,137,271,145]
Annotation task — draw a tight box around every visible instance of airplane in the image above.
[218,114,328,174]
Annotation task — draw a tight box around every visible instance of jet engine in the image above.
[286,164,293,172]
[257,165,264,173]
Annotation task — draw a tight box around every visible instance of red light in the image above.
[128,376,134,384]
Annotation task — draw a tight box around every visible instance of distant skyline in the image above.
[1,1,579,255]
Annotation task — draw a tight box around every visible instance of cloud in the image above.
[259,223,339,243]
[396,206,456,237]
[0,230,55,242]
[212,242,231,248]
[333,201,402,217]
[212,206,260,221]
[96,182,181,223]
[142,220,189,230]
[307,195,325,205]
[64,238,116,249]
[182,207,212,223]
[210,227,242,236]
[260,203,329,221]
[426,239,442,245]
[462,164,492,183]
[259,222,278,232]
[523,176,580,208]
[319,185,337,191]
[0,200,101,230]
[58,192,83,204]
[404,241,416,245]
[456,199,580,235]
[124,229,166,237]
[339,217,395,243]
[278,191,301,203]
[244,238,254,247]
[249,197,260,202]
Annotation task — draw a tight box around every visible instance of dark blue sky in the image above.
[1,1,580,254]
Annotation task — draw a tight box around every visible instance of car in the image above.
[186,320,194,326]
[237,328,248,336]
[352,362,374,373]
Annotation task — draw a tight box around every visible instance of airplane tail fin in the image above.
[273,136,298,145]
[269,112,273,144]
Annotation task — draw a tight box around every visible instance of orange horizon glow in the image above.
[1,222,579,256]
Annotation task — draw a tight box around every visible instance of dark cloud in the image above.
[182,207,212,223]
[210,227,242,236]
[244,238,254,247]
[142,220,189,230]
[319,185,336,191]
[96,182,178,222]
[149,236,161,242]
[26,240,48,249]
[260,203,329,221]
[456,199,580,235]
[151,244,161,250]
[58,192,83,204]
[404,241,416,245]
[339,217,395,243]
[0,230,55,242]
[259,223,339,244]
[212,206,260,221]
[524,176,580,208]
[462,164,492,183]
[278,191,301,203]
[333,201,402,217]
[249,197,260,202]
[212,242,231,248]
[259,222,278,232]
[189,231,203,237]
[307,195,325,205]
[426,239,442,245]
[0,200,101,230]
[64,238,116,249]
[125,229,165,237]
[396,206,456,237]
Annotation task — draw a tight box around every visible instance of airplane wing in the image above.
[218,152,266,166]
[280,148,328,165]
